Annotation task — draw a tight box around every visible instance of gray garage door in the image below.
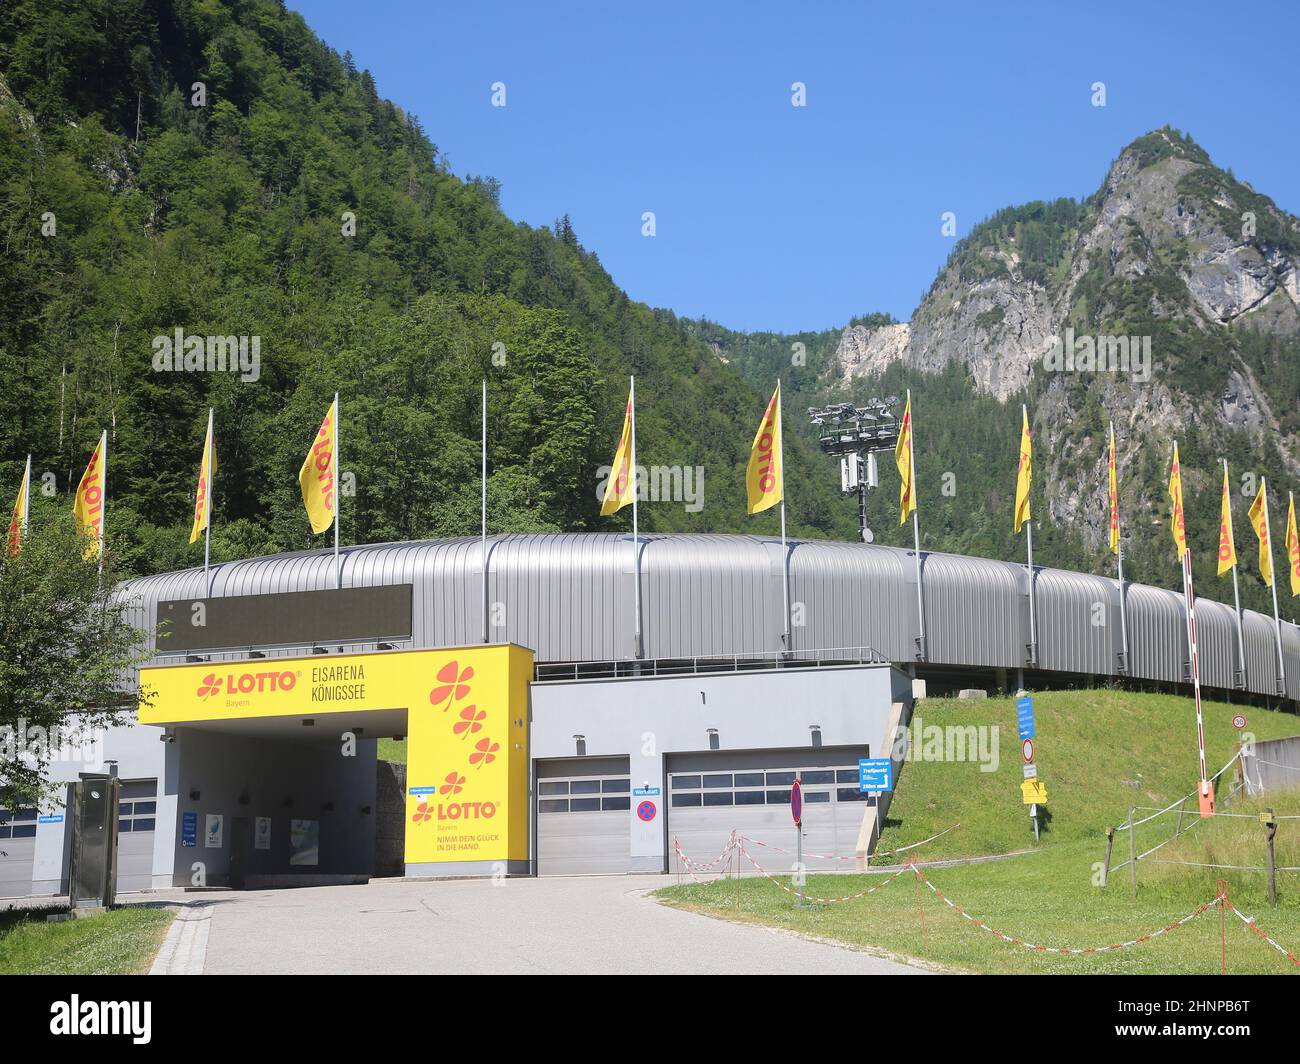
[537,757,631,876]
[117,779,158,893]
[667,749,871,874]
[0,805,38,898]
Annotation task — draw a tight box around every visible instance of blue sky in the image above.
[292,0,1300,334]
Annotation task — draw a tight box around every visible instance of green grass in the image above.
[378,738,407,764]
[0,905,175,975]
[657,688,1300,974]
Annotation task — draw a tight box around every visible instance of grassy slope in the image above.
[658,689,1300,974]
[0,905,174,975]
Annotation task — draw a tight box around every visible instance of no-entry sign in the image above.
[790,779,802,826]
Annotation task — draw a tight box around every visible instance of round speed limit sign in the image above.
[1233,714,1247,730]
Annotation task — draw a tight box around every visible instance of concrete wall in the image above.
[1241,735,1300,797]
[529,663,908,871]
[167,729,378,887]
[29,716,168,895]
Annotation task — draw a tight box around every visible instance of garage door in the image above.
[116,779,158,893]
[668,750,871,874]
[0,805,38,898]
[537,757,631,876]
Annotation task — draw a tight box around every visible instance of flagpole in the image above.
[1262,478,1286,695]
[1183,547,1212,811]
[1113,423,1128,674]
[909,390,925,661]
[1023,405,1036,666]
[481,378,488,645]
[98,429,107,578]
[332,393,341,590]
[778,380,790,653]
[203,408,213,597]
[1226,460,1246,688]
[630,376,642,659]
[20,454,31,537]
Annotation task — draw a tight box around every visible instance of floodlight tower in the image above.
[807,397,902,544]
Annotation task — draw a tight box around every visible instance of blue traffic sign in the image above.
[181,811,198,848]
[858,758,893,792]
[1017,696,1035,740]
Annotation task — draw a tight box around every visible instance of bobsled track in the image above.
[119,532,1299,706]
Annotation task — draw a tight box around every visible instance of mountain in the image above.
[0,0,859,581]
[704,128,1300,619]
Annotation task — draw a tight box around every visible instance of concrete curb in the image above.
[149,904,213,975]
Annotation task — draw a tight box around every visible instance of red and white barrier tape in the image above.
[912,864,1221,955]
[674,837,1300,967]
[673,835,739,884]
[1227,904,1300,966]
[736,842,911,904]
[740,823,959,863]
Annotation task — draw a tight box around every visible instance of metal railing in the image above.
[533,645,888,683]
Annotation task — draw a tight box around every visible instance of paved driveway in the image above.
[152,875,928,975]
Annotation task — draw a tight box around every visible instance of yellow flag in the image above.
[1286,493,1300,597]
[1013,406,1032,533]
[1107,424,1119,554]
[1247,478,1272,588]
[6,456,30,556]
[298,397,338,535]
[896,392,916,525]
[189,412,216,545]
[1217,465,1237,576]
[1167,443,1187,560]
[73,431,107,561]
[746,383,783,515]
[600,386,636,516]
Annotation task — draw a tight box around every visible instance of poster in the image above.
[289,819,319,866]
[204,813,223,848]
[254,816,272,850]
[181,811,197,847]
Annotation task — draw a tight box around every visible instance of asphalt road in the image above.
[152,874,929,975]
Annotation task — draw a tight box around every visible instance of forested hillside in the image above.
[0,0,858,580]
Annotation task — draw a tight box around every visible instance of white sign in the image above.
[290,819,319,866]
[254,816,272,850]
[204,813,223,848]
[1023,762,1037,779]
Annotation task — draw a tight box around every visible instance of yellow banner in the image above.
[1248,478,1272,588]
[189,414,216,545]
[600,386,635,516]
[1217,465,1237,576]
[72,432,106,561]
[6,457,29,557]
[1168,443,1187,560]
[1013,406,1032,533]
[298,398,337,535]
[1107,424,1119,554]
[896,393,915,525]
[1286,493,1299,597]
[139,644,533,867]
[746,382,783,515]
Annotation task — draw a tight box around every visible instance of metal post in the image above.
[1116,540,1128,673]
[1128,806,1137,898]
[795,816,804,910]
[481,379,489,644]
[1102,826,1114,887]
[1262,479,1286,695]
[1265,809,1277,906]
[332,393,341,590]
[1025,519,1037,665]
[630,376,642,659]
[203,408,213,597]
